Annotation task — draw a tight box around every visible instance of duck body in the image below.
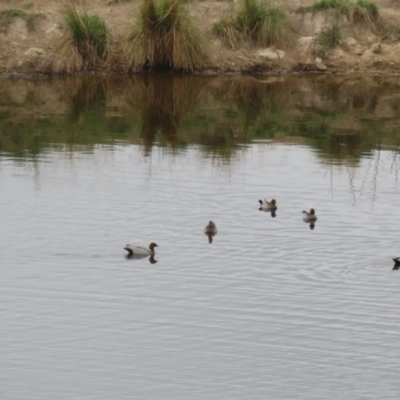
[204,221,217,235]
[302,208,317,221]
[124,242,158,256]
[259,198,277,210]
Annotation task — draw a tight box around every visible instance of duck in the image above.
[204,221,217,235]
[259,198,277,217]
[204,221,218,243]
[302,208,317,221]
[259,198,277,210]
[124,242,158,256]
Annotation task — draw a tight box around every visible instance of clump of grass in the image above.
[127,0,209,72]
[315,23,342,58]
[307,0,378,22]
[213,17,241,48]
[213,0,292,49]
[0,8,37,31]
[53,4,108,73]
[356,0,378,14]
[309,0,349,12]
[351,0,378,22]
[2,8,28,18]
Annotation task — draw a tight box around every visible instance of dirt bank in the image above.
[2,0,400,77]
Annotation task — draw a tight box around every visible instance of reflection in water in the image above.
[66,78,108,124]
[393,258,400,270]
[259,207,276,218]
[306,222,316,230]
[63,78,109,150]
[259,207,277,218]
[1,75,400,166]
[126,76,205,155]
[125,253,158,264]
[213,77,290,140]
[205,232,217,243]
[1,74,400,215]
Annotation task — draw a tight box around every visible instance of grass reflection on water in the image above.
[1,74,400,164]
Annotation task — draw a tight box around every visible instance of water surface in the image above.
[1,75,400,399]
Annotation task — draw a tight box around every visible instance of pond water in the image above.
[1,74,400,399]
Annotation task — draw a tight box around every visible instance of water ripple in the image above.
[1,144,400,399]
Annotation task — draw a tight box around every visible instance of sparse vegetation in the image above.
[126,0,209,72]
[315,23,342,58]
[310,0,348,12]
[52,4,108,73]
[377,19,400,42]
[352,0,379,22]
[307,0,378,22]
[0,8,38,31]
[2,8,27,18]
[213,0,292,49]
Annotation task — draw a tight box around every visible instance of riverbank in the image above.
[3,0,400,77]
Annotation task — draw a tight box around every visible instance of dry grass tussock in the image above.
[213,0,293,49]
[306,0,379,24]
[126,0,209,72]
[51,3,108,73]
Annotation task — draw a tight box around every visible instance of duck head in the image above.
[149,242,158,251]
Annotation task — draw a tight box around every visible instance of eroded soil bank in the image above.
[3,0,400,77]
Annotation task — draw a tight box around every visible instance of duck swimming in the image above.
[204,221,217,243]
[259,198,277,217]
[204,221,217,234]
[302,208,317,221]
[124,242,158,256]
[259,199,277,209]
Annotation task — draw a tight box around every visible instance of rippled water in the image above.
[1,75,400,399]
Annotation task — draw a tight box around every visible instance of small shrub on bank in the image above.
[315,23,342,58]
[0,8,39,31]
[213,0,292,49]
[126,0,209,72]
[53,4,108,73]
[351,0,378,22]
[307,0,378,22]
[310,0,349,12]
